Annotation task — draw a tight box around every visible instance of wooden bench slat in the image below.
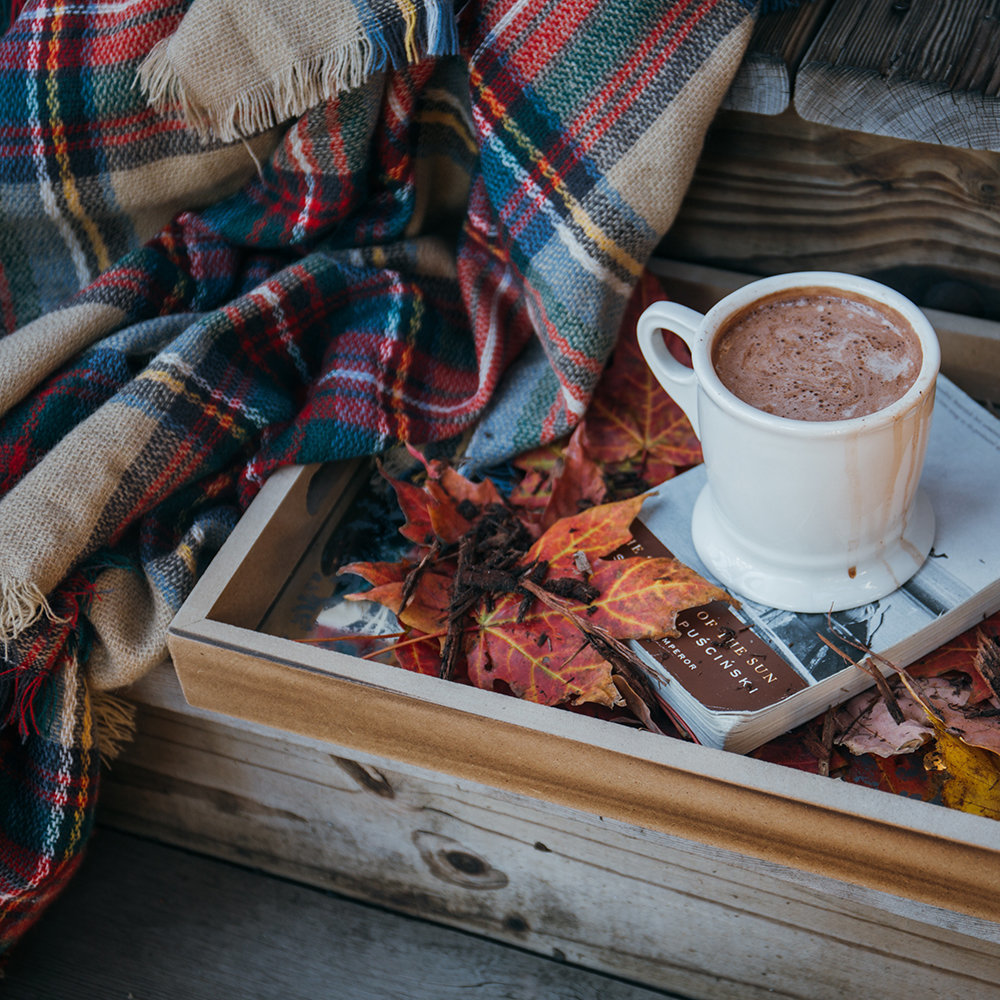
[724,0,835,115]
[795,0,1000,149]
[2,827,681,1000]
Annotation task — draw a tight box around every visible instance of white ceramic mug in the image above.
[637,272,940,612]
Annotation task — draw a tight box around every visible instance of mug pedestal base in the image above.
[691,487,936,613]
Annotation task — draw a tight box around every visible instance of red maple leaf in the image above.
[509,425,606,530]
[582,271,701,486]
[909,610,1000,704]
[463,496,728,707]
[392,630,443,677]
[341,461,728,711]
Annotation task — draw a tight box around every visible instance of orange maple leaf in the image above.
[522,494,645,572]
[581,557,728,639]
[465,502,729,707]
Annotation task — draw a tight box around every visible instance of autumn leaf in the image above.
[972,628,1000,702]
[340,569,453,634]
[437,464,505,509]
[392,630,444,677]
[339,559,411,589]
[512,443,561,479]
[581,558,727,639]
[396,572,454,634]
[909,616,1000,705]
[388,450,505,548]
[838,746,943,803]
[508,427,606,530]
[892,657,1000,756]
[468,611,617,706]
[426,496,474,546]
[754,717,945,804]
[925,726,1000,820]
[582,271,701,486]
[407,441,505,510]
[539,426,606,527]
[522,494,646,572]
[388,476,437,547]
[932,701,1000,756]
[507,465,551,520]
[752,727,831,775]
[833,679,965,758]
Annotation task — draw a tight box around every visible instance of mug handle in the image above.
[636,301,704,438]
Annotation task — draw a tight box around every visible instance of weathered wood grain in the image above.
[94,665,1000,1000]
[795,0,1000,148]
[664,110,1000,321]
[723,0,833,115]
[2,829,678,1000]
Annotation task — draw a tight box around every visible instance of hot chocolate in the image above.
[711,288,922,421]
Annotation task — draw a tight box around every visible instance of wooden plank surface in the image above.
[664,109,1000,323]
[723,0,833,115]
[92,665,1000,1000]
[1,828,680,1000]
[795,0,1000,149]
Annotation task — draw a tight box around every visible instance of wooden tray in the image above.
[168,253,1000,918]
[162,262,1000,995]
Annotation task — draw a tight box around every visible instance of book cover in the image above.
[627,375,1000,753]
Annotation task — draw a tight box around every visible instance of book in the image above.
[626,374,1000,754]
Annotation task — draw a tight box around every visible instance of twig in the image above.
[361,628,449,659]
[440,534,475,680]
[817,621,949,728]
[401,537,441,610]
[295,631,406,646]
[612,675,667,736]
[816,633,906,726]
[974,630,1000,701]
[818,707,835,778]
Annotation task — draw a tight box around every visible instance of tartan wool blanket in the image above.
[0,0,754,953]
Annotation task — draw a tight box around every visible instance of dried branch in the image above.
[974,630,1000,702]
[817,632,906,726]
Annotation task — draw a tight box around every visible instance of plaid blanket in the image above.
[0,0,753,953]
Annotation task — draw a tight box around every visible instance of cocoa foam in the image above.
[711,288,922,421]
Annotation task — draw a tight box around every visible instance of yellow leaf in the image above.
[925,725,1000,820]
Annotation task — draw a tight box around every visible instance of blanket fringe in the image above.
[140,33,378,144]
[138,0,460,144]
[89,686,137,764]
[0,575,65,646]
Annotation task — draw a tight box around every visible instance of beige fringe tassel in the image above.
[0,573,65,646]
[90,686,138,764]
[138,34,376,144]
